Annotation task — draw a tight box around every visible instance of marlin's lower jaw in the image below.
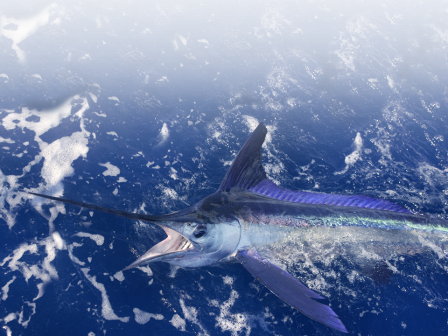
[123,225,196,270]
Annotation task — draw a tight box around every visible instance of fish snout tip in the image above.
[122,265,133,272]
[122,261,139,272]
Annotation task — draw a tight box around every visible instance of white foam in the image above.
[265,64,299,96]
[68,244,85,266]
[160,123,169,136]
[52,232,64,250]
[133,308,163,324]
[178,35,187,45]
[169,167,178,180]
[155,123,169,147]
[168,265,180,278]
[40,131,89,186]
[41,236,59,280]
[417,162,448,188]
[178,299,209,335]
[387,75,396,91]
[222,276,233,285]
[242,115,259,133]
[334,132,363,175]
[173,39,179,51]
[0,4,57,62]
[213,287,275,334]
[117,177,127,183]
[2,95,90,229]
[3,325,11,336]
[260,7,287,35]
[74,232,105,246]
[170,314,186,331]
[81,268,129,322]
[214,290,246,334]
[18,301,36,327]
[198,39,209,45]
[0,136,14,143]
[4,312,16,323]
[335,37,356,72]
[106,131,118,137]
[89,93,98,103]
[113,271,124,282]
[0,74,9,79]
[108,96,120,102]
[1,243,37,271]
[417,234,447,259]
[31,74,42,80]
[1,236,62,302]
[137,266,153,276]
[1,276,16,301]
[95,17,102,28]
[163,188,178,199]
[99,162,120,176]
[3,96,74,140]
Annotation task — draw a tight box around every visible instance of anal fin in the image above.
[237,248,348,333]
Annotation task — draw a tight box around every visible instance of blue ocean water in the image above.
[1,1,448,335]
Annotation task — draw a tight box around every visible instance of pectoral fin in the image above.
[237,248,348,333]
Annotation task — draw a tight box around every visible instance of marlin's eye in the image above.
[193,224,207,239]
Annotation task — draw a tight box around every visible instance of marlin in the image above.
[29,122,448,333]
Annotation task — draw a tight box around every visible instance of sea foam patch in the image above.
[2,96,91,231]
[211,276,274,335]
[1,276,16,301]
[113,271,125,282]
[0,4,57,62]
[1,234,64,304]
[81,268,129,323]
[170,314,186,331]
[178,299,209,335]
[40,132,89,186]
[334,132,363,175]
[155,123,169,147]
[99,162,120,177]
[133,308,163,324]
[74,232,105,246]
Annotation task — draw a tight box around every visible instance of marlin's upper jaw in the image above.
[123,224,196,270]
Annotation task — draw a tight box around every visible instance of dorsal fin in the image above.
[218,122,267,191]
[220,122,412,214]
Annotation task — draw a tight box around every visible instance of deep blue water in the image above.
[1,1,448,335]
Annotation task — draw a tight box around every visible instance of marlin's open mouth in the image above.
[123,225,195,270]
